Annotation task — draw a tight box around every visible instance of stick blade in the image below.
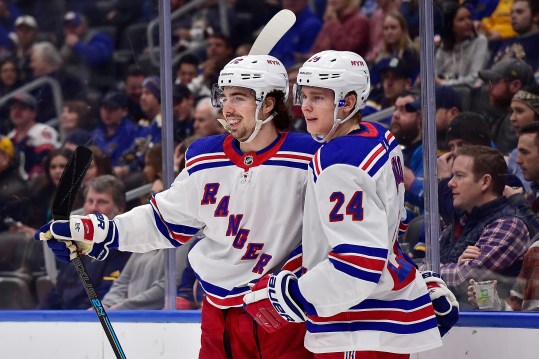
[52,146,93,220]
[249,9,296,55]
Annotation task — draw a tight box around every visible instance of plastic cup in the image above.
[473,280,496,310]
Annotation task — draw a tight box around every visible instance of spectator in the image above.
[37,175,131,309]
[390,90,424,217]
[60,11,114,84]
[269,0,322,68]
[437,112,493,226]
[15,148,72,232]
[364,56,414,127]
[7,92,59,179]
[62,129,93,151]
[172,83,195,143]
[399,0,443,41]
[122,65,146,123]
[490,0,539,80]
[506,85,539,191]
[287,63,306,132]
[309,0,370,57]
[435,145,529,304]
[405,85,463,153]
[11,15,38,81]
[175,53,199,87]
[58,100,93,142]
[365,0,400,63]
[0,135,28,232]
[91,91,138,176]
[30,41,86,123]
[172,0,238,52]
[368,11,419,94]
[193,97,226,138]
[478,57,535,154]
[189,33,233,98]
[176,238,205,310]
[0,57,20,96]
[435,2,489,88]
[472,0,516,41]
[0,58,21,130]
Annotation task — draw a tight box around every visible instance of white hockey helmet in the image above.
[293,50,371,142]
[212,55,289,143]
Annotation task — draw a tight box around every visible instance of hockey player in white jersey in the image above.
[244,51,457,358]
[36,55,319,358]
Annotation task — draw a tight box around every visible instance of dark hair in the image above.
[454,145,508,195]
[520,122,539,148]
[441,2,475,51]
[63,100,93,130]
[126,65,146,79]
[515,0,539,17]
[267,90,291,131]
[0,57,20,84]
[84,174,126,209]
[44,148,73,185]
[177,54,200,68]
[87,145,112,177]
[145,143,163,179]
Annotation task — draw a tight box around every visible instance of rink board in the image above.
[0,311,537,359]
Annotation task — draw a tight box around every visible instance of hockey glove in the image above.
[243,271,306,333]
[422,271,459,336]
[35,213,118,262]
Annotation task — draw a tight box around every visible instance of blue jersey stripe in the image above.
[351,294,432,311]
[166,222,199,236]
[333,243,388,259]
[187,161,234,175]
[152,210,182,247]
[330,258,382,283]
[196,274,250,298]
[306,316,438,334]
[264,160,310,170]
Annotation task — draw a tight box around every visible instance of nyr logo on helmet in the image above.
[266,59,281,65]
[351,60,365,66]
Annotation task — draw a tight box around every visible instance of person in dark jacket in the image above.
[37,175,131,309]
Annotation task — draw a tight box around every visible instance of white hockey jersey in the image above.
[296,122,442,353]
[114,132,320,308]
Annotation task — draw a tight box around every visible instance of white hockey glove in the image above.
[243,271,306,333]
[422,271,459,336]
[36,213,118,262]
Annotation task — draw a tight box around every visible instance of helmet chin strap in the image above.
[312,101,360,143]
[216,100,277,144]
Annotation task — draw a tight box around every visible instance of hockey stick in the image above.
[51,146,127,359]
[249,9,296,55]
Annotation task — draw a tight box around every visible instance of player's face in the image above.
[517,133,539,181]
[299,86,336,137]
[84,188,121,218]
[49,154,69,187]
[510,100,535,135]
[221,86,257,141]
[448,155,484,213]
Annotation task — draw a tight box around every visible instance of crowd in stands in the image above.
[1,0,539,312]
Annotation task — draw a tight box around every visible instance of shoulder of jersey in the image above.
[280,132,322,156]
[185,134,228,161]
[314,122,397,175]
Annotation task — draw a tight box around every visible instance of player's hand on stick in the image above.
[422,271,459,337]
[243,271,306,333]
[35,213,118,262]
